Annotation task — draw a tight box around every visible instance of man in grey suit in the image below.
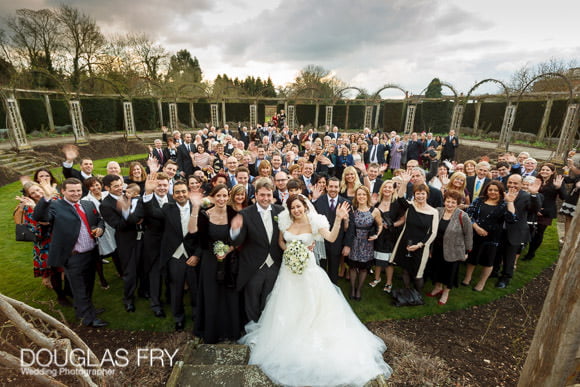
[231,178,284,323]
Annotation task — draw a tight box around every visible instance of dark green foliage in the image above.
[296,104,316,127]
[50,99,70,126]
[161,102,169,127]
[167,49,202,84]
[348,104,365,129]
[419,101,452,133]
[194,102,211,126]
[80,98,122,133]
[177,102,191,127]
[225,103,251,124]
[463,102,476,128]
[132,98,158,131]
[332,105,346,129]
[425,78,443,98]
[479,102,507,133]
[513,101,545,134]
[383,102,404,131]
[18,98,50,133]
[547,99,568,137]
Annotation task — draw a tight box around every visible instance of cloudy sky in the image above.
[2,0,578,97]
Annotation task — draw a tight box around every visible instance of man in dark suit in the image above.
[154,180,199,331]
[176,133,196,178]
[34,178,107,327]
[364,163,384,196]
[495,174,540,288]
[99,174,142,313]
[406,133,423,163]
[62,145,94,196]
[300,161,318,195]
[273,171,290,205]
[441,129,459,161]
[407,167,443,208]
[313,177,349,284]
[136,172,172,318]
[466,162,492,203]
[238,125,250,148]
[149,139,166,172]
[366,137,387,167]
[230,178,284,323]
[495,161,511,188]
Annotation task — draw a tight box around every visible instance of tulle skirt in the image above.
[239,252,392,386]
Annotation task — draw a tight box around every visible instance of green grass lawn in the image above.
[0,155,560,331]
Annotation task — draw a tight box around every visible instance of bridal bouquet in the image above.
[213,241,230,261]
[283,240,309,274]
[201,197,212,209]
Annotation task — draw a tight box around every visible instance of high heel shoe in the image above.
[426,289,443,297]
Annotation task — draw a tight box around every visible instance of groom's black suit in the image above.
[313,194,348,284]
[232,203,284,322]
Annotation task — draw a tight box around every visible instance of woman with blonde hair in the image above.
[256,159,273,182]
[443,172,471,209]
[345,186,383,301]
[340,166,362,201]
[369,180,406,293]
[463,160,477,177]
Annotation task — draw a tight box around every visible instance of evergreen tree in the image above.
[167,49,202,83]
[422,78,451,133]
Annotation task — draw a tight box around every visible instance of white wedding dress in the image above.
[239,213,392,387]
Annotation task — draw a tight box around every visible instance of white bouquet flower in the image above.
[283,240,310,275]
[213,241,230,261]
[201,197,212,209]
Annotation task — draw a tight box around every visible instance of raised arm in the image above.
[317,202,350,243]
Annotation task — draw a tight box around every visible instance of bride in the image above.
[239,194,392,386]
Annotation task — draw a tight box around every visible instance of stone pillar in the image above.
[473,100,482,133]
[344,103,350,131]
[43,94,55,132]
[221,100,227,128]
[374,103,381,131]
[190,102,196,128]
[314,103,320,129]
[157,99,163,128]
[537,98,554,142]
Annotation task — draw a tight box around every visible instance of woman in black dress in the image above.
[369,180,405,293]
[462,181,507,291]
[390,174,439,291]
[189,184,242,343]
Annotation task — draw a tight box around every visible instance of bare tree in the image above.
[127,33,167,81]
[290,64,345,98]
[507,58,578,93]
[57,5,105,89]
[6,8,61,73]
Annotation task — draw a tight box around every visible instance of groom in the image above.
[231,177,285,323]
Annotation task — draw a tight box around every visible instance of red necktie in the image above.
[158,149,164,164]
[74,203,93,239]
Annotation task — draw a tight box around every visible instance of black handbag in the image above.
[391,288,424,307]
[16,223,35,242]
[14,206,36,242]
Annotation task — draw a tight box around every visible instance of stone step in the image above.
[4,159,43,169]
[167,364,276,387]
[183,343,250,366]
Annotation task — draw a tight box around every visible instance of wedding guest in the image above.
[62,145,94,196]
[188,175,206,198]
[189,184,242,343]
[559,154,580,235]
[340,166,362,201]
[34,168,60,197]
[390,177,439,291]
[82,177,118,287]
[427,191,472,305]
[522,163,567,261]
[212,142,229,173]
[369,180,405,293]
[256,159,273,182]
[164,138,178,163]
[228,184,249,212]
[289,164,302,180]
[193,143,213,170]
[441,129,459,161]
[466,161,491,203]
[345,186,383,301]
[336,146,354,179]
[462,181,507,291]
[124,162,147,194]
[389,136,404,173]
[463,160,477,177]
[16,182,70,306]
